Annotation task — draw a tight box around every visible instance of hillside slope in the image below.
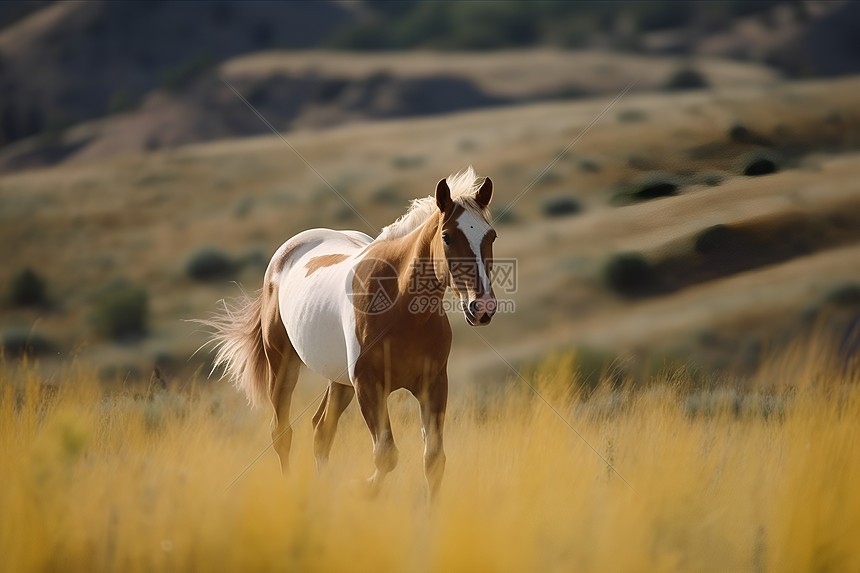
[0,49,780,173]
[1,75,859,384]
[0,1,357,148]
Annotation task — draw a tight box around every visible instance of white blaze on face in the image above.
[455,207,492,297]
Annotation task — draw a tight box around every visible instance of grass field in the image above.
[2,338,858,573]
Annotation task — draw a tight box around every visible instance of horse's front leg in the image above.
[418,371,448,501]
[355,378,399,495]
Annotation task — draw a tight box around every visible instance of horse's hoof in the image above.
[343,476,379,499]
[364,476,383,499]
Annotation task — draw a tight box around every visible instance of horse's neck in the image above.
[396,215,446,298]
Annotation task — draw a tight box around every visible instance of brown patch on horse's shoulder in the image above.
[305,253,349,276]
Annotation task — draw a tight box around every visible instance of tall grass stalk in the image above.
[1,343,858,572]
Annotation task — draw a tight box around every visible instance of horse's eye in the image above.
[442,233,452,245]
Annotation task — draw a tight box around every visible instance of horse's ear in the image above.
[436,178,451,212]
[475,177,493,208]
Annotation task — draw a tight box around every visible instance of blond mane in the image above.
[375,166,489,242]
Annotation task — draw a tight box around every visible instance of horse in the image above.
[204,167,497,499]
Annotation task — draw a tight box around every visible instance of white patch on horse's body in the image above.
[270,228,371,384]
[455,208,493,294]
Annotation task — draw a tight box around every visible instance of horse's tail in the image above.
[197,290,270,408]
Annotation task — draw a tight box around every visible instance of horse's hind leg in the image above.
[262,289,301,473]
[312,382,354,472]
[268,347,301,473]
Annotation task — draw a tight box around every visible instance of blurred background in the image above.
[1,1,859,388]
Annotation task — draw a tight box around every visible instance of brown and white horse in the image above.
[205,167,496,498]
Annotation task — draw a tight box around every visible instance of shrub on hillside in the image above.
[612,174,680,205]
[699,172,725,187]
[604,252,654,296]
[824,283,860,307]
[186,248,235,281]
[578,158,601,173]
[541,196,582,218]
[742,151,779,176]
[636,180,678,200]
[90,284,148,340]
[9,268,46,307]
[617,108,647,123]
[665,67,707,91]
[2,330,52,356]
[694,224,734,256]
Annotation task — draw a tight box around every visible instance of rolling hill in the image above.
[1,70,859,387]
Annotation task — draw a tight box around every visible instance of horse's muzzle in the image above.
[465,296,496,326]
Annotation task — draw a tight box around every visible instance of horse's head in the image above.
[432,175,497,326]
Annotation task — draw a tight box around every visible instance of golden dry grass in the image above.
[2,343,859,573]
